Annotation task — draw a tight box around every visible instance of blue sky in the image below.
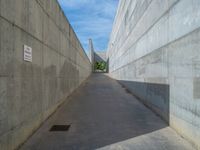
[58,0,119,53]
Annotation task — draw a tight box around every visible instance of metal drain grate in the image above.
[49,125,71,132]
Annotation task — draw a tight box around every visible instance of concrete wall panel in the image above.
[0,0,91,149]
[108,0,200,149]
[0,18,14,77]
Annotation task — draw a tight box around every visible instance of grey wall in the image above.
[107,0,200,149]
[0,0,91,149]
[88,39,95,72]
[94,51,107,62]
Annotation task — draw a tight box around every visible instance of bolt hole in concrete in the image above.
[49,125,71,132]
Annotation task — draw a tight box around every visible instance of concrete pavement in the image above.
[20,74,194,150]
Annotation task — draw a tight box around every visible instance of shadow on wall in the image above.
[118,80,170,124]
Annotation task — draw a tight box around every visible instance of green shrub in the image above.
[95,61,107,71]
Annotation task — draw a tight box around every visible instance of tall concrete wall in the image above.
[0,0,91,149]
[88,39,94,72]
[94,51,107,62]
[107,0,200,149]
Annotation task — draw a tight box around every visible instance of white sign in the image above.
[24,45,32,62]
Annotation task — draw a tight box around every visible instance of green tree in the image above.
[95,61,107,71]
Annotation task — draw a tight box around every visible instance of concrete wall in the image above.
[94,51,107,62]
[0,0,91,149]
[107,0,200,149]
[88,39,94,72]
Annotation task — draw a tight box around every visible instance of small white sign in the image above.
[24,45,32,62]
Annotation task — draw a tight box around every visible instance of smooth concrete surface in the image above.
[94,51,107,62]
[88,39,95,72]
[0,0,91,149]
[88,39,94,64]
[20,74,194,150]
[107,0,200,149]
[97,127,194,150]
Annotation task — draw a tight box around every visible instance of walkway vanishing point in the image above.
[1,0,200,149]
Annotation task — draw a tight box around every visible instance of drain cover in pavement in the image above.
[49,125,70,132]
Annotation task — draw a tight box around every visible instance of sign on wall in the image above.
[24,45,32,62]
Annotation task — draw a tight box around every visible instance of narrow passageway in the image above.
[21,74,194,150]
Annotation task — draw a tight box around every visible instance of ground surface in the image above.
[20,74,195,150]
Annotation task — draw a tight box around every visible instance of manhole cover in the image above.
[49,125,71,132]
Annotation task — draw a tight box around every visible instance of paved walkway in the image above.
[21,74,194,150]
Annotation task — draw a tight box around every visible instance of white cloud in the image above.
[58,0,119,52]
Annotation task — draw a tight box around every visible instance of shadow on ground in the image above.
[21,74,168,150]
